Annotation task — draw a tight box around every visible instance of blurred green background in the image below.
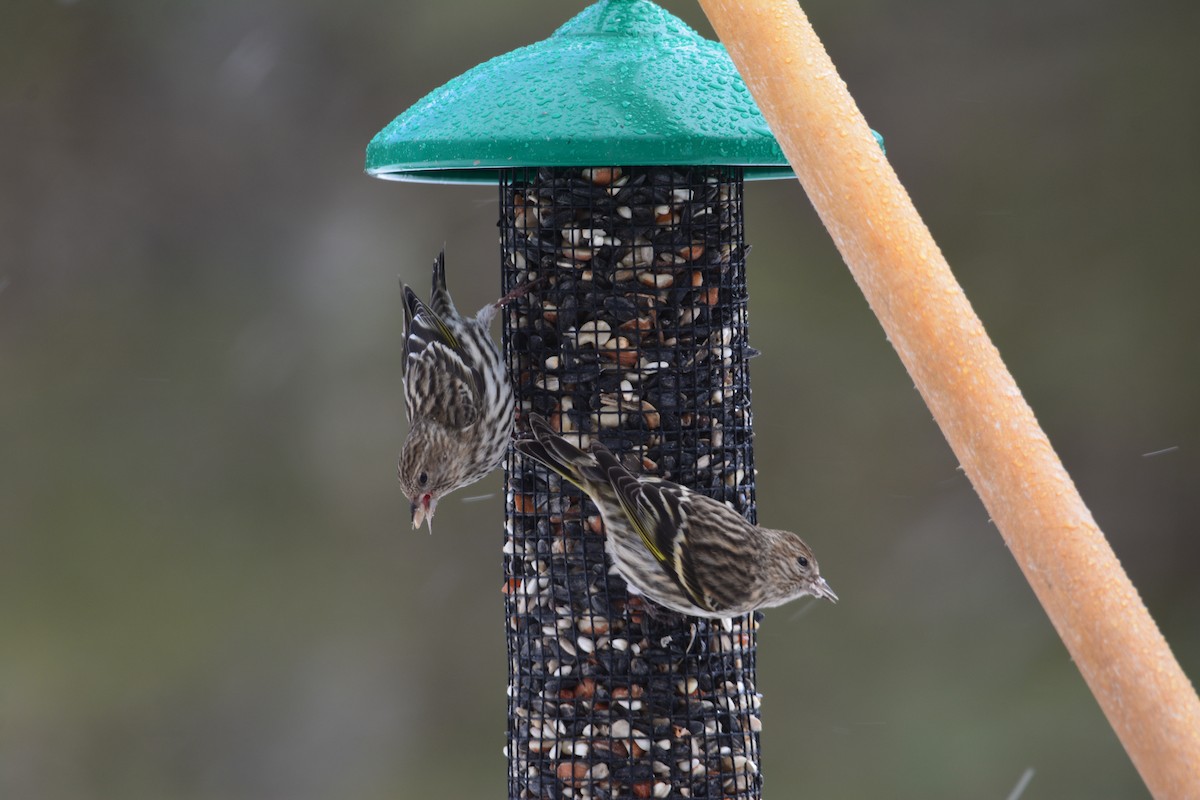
[2,0,1197,798]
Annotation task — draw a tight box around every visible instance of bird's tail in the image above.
[429,248,457,318]
[516,415,606,491]
[400,284,424,331]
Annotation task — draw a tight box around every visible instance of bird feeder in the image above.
[367,2,859,797]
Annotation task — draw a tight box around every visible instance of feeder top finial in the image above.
[555,0,688,39]
[365,0,797,184]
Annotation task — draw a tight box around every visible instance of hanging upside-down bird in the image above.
[399,250,530,532]
[516,414,838,618]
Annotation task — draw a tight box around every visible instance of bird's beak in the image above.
[813,577,838,603]
[410,494,435,534]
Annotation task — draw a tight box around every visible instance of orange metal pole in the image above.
[695,1,1200,797]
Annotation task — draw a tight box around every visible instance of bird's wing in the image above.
[401,286,481,429]
[594,448,710,611]
[403,343,481,429]
[672,499,746,614]
[403,286,460,364]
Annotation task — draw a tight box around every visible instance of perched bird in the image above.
[516,415,838,618]
[399,250,528,532]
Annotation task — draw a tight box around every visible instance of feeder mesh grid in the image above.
[501,166,762,800]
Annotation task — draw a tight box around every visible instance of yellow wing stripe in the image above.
[613,488,667,563]
[431,314,459,351]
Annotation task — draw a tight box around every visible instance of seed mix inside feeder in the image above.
[501,165,762,799]
[365,2,834,798]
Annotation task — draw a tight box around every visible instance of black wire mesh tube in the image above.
[501,166,761,800]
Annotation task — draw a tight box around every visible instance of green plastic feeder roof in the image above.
[365,0,797,184]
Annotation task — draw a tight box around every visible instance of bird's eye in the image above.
[418,471,429,486]
[797,556,810,568]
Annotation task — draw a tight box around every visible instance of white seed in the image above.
[733,755,758,773]
[574,320,612,348]
[560,431,589,449]
[653,781,671,798]
[637,270,674,289]
[636,245,655,267]
[723,774,753,793]
[596,409,624,429]
[527,736,554,753]
[603,335,634,357]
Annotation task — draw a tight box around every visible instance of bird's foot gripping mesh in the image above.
[501,166,762,800]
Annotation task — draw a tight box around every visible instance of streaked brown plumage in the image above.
[399,250,518,532]
[516,414,837,617]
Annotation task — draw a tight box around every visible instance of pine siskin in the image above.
[399,249,528,532]
[516,415,838,618]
